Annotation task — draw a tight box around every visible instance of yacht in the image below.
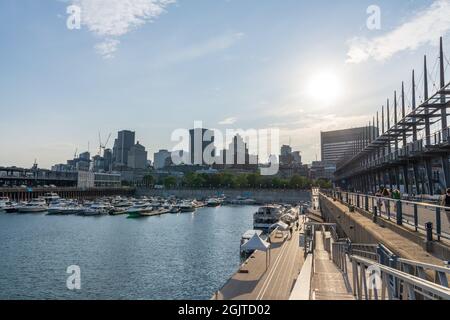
[82,203,110,216]
[4,202,19,213]
[253,205,285,231]
[229,196,257,205]
[43,193,60,204]
[17,198,48,213]
[126,204,154,218]
[179,201,196,213]
[206,198,222,207]
[47,201,84,215]
[0,197,10,211]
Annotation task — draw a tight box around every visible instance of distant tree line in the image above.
[142,172,332,190]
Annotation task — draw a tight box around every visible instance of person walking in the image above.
[440,188,450,224]
[381,188,391,217]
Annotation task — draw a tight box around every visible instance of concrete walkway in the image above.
[311,231,354,300]
[216,222,304,300]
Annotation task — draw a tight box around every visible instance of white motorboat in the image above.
[17,198,48,213]
[253,205,285,231]
[179,201,196,213]
[0,197,10,211]
[206,198,222,207]
[82,203,110,216]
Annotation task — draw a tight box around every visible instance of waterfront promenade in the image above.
[216,219,305,300]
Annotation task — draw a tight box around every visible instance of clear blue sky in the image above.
[1,0,449,168]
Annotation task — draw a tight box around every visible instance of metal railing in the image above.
[329,239,450,299]
[350,255,450,300]
[327,190,450,241]
[397,258,450,288]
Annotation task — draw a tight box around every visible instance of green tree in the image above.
[143,175,155,187]
[163,176,177,188]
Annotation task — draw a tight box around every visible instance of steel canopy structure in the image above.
[335,38,450,196]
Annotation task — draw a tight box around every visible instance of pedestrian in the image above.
[381,188,391,216]
[440,188,450,224]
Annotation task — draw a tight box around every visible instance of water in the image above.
[0,206,257,300]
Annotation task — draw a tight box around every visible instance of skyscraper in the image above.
[112,130,135,167]
[127,142,148,170]
[189,128,215,166]
[321,127,375,165]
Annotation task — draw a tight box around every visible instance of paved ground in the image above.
[311,231,354,300]
[216,221,304,300]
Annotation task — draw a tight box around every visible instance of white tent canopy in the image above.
[241,233,270,252]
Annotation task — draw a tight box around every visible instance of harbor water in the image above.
[0,206,257,299]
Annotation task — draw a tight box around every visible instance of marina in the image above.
[0,203,261,300]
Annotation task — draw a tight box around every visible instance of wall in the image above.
[136,188,311,204]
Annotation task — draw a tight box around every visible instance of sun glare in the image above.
[306,71,343,104]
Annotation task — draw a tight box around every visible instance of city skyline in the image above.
[1,0,450,168]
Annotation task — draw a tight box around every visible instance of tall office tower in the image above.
[112,130,135,167]
[189,128,215,166]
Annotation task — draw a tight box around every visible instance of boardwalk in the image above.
[216,222,304,300]
[311,232,354,300]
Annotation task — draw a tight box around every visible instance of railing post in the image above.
[365,195,369,211]
[387,199,391,220]
[373,205,378,223]
[413,204,418,232]
[396,201,403,226]
[436,208,441,242]
[357,194,360,208]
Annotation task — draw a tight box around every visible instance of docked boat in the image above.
[253,205,285,231]
[179,201,196,213]
[0,197,10,211]
[17,198,48,213]
[228,197,257,205]
[47,201,84,215]
[4,203,19,213]
[43,193,60,204]
[169,206,180,214]
[82,203,110,216]
[206,198,222,207]
[126,204,154,218]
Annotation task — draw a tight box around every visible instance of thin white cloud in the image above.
[163,32,245,65]
[71,0,175,58]
[94,38,120,59]
[347,0,450,64]
[219,117,237,125]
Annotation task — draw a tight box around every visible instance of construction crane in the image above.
[98,132,112,156]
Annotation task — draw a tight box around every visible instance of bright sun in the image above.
[306,71,342,104]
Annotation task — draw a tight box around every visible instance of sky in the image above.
[1,0,450,168]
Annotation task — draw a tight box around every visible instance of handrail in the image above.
[326,190,450,241]
[397,258,450,288]
[351,255,450,300]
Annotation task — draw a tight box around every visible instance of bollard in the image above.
[425,222,433,242]
[396,201,403,226]
[425,222,433,253]
[365,195,369,211]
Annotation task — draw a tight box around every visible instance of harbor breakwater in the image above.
[136,188,311,204]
